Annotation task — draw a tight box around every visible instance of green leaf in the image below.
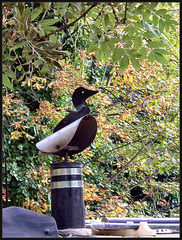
[100,42,110,56]
[143,31,157,39]
[104,14,110,26]
[17,74,25,82]
[112,48,125,62]
[18,2,24,15]
[168,19,178,25]
[166,20,178,31]
[10,42,26,51]
[147,41,166,49]
[153,15,158,27]
[40,19,59,28]
[122,34,130,42]
[159,19,165,33]
[132,15,140,23]
[123,25,136,35]
[49,34,57,42]
[33,59,43,68]
[125,42,133,48]
[156,9,168,16]
[92,25,102,35]
[95,48,102,61]
[91,6,100,14]
[153,49,170,55]
[90,33,98,42]
[3,74,13,89]
[104,41,115,53]
[148,2,158,10]
[133,36,142,50]
[101,52,110,64]
[86,45,98,54]
[164,20,170,32]
[102,19,107,32]
[148,51,155,64]
[143,9,151,21]
[43,26,58,32]
[22,7,31,18]
[94,19,101,28]
[163,14,172,21]
[119,55,129,73]
[44,2,51,11]
[6,69,16,80]
[88,6,100,18]
[31,7,43,21]
[139,47,148,61]
[148,25,159,37]
[16,65,22,71]
[154,52,167,64]
[16,9,21,20]
[131,58,140,70]
[126,49,142,58]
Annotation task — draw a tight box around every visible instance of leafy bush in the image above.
[2,2,179,218]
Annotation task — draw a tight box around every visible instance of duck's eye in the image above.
[82,91,84,95]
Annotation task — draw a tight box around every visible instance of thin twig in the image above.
[123,2,128,24]
[109,3,119,24]
[99,86,128,109]
[35,3,98,41]
[128,169,159,192]
[108,134,161,183]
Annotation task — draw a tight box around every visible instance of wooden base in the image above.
[58,228,92,237]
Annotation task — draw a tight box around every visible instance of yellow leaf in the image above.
[124,74,127,82]
[113,78,117,87]
[129,74,133,84]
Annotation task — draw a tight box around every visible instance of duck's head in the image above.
[72,87,98,111]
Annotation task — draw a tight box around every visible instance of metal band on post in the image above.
[50,161,85,230]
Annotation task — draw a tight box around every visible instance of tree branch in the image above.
[109,3,119,24]
[108,134,161,183]
[128,169,159,192]
[123,2,128,24]
[35,3,98,41]
[83,135,149,167]
[99,86,128,110]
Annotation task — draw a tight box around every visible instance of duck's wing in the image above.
[36,116,85,154]
[51,114,97,157]
[53,106,90,133]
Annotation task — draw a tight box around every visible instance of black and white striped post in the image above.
[50,161,85,230]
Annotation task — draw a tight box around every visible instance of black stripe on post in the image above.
[50,162,85,230]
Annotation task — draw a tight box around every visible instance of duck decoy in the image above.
[36,87,98,159]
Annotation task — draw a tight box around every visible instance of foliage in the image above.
[2,2,179,219]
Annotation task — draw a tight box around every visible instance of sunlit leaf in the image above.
[152,14,158,26]
[133,36,142,50]
[119,55,129,73]
[148,51,155,63]
[112,48,125,62]
[159,19,165,33]
[30,7,43,21]
[3,74,13,89]
[131,57,140,70]
[147,41,166,49]
[40,19,59,28]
